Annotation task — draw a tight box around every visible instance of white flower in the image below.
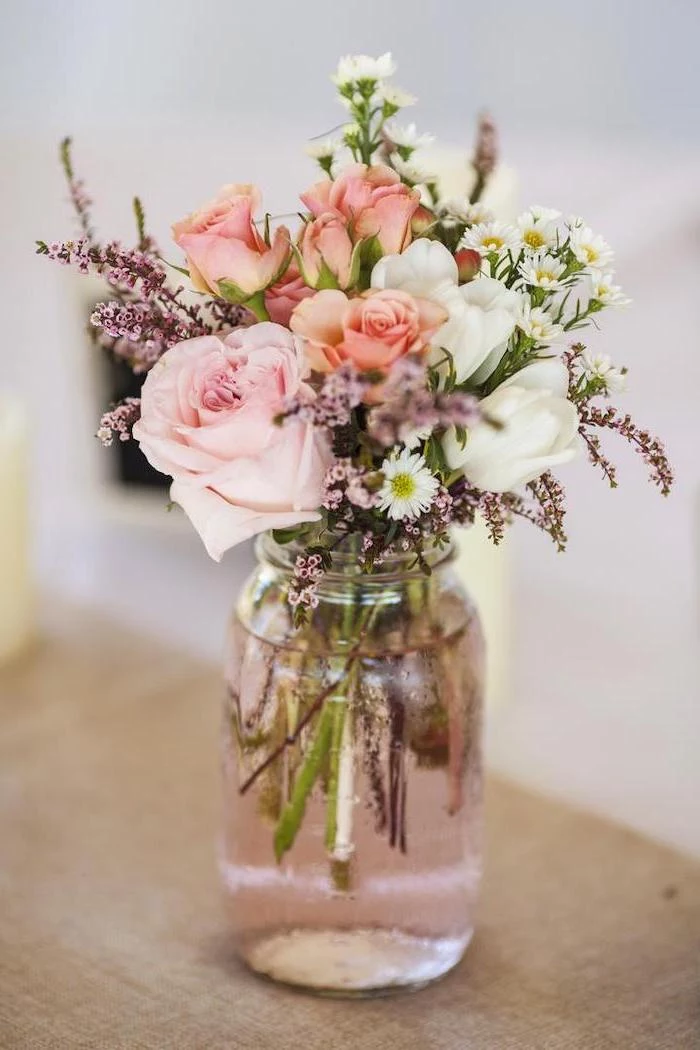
[462,221,520,256]
[305,137,341,160]
[517,209,558,252]
[442,359,579,492]
[569,225,614,269]
[385,122,434,150]
[442,199,495,226]
[566,215,586,230]
[371,237,458,299]
[529,206,561,223]
[371,239,518,382]
[516,299,564,344]
[518,251,567,290]
[587,269,631,307]
[377,449,439,519]
[579,349,627,392]
[390,153,435,185]
[332,52,396,86]
[377,83,417,108]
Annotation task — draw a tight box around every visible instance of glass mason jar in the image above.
[221,533,485,996]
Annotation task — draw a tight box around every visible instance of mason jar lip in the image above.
[256,530,456,580]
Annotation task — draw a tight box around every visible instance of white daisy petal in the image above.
[378,449,439,520]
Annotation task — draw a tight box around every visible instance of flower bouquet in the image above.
[39,53,672,994]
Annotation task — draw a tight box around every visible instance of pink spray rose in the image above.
[264,261,315,325]
[132,324,332,560]
[298,213,356,289]
[301,164,420,254]
[172,184,290,300]
[290,288,447,373]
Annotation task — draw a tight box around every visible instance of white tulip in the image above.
[371,240,518,382]
[443,359,579,492]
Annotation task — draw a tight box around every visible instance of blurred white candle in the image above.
[418,144,517,706]
[417,144,519,222]
[455,520,510,709]
[0,396,33,664]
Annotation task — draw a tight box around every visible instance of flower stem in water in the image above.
[273,702,334,862]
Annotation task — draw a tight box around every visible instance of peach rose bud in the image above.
[455,247,481,284]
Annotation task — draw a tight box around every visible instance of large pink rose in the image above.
[132,324,332,560]
[172,184,290,300]
[300,164,420,254]
[290,288,447,373]
[264,262,315,325]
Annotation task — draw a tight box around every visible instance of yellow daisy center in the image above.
[583,245,598,263]
[536,268,556,282]
[524,229,545,248]
[390,473,416,499]
[482,236,504,250]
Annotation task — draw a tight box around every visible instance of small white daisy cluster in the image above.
[577,349,627,393]
[306,51,429,180]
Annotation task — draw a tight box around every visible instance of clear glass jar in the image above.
[220,533,485,996]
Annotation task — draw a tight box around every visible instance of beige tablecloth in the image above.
[1,604,698,1049]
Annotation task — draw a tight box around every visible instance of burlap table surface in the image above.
[0,604,698,1049]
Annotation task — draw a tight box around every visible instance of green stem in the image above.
[324,696,347,850]
[273,701,334,862]
[244,289,271,322]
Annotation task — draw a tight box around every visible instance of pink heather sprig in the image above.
[278,363,370,430]
[368,357,480,447]
[90,298,208,373]
[97,397,141,447]
[322,459,380,512]
[287,549,335,624]
[39,238,168,297]
[470,113,498,204]
[60,137,95,244]
[578,404,673,496]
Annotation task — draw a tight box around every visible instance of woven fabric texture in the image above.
[1,605,698,1049]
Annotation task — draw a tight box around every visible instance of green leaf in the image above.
[315,257,340,290]
[217,279,247,304]
[271,526,303,545]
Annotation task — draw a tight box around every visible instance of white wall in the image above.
[1,2,698,856]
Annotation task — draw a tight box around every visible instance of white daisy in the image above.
[462,221,520,256]
[390,153,435,185]
[443,199,495,226]
[518,251,567,289]
[579,349,627,393]
[566,214,586,229]
[378,449,439,520]
[305,137,341,161]
[332,52,396,86]
[384,121,434,150]
[377,83,417,108]
[516,299,564,344]
[570,225,614,269]
[517,209,558,252]
[588,270,631,307]
[529,205,561,223]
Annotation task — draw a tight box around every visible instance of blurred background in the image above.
[1,1,698,855]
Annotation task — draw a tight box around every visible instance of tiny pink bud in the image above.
[455,248,481,284]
